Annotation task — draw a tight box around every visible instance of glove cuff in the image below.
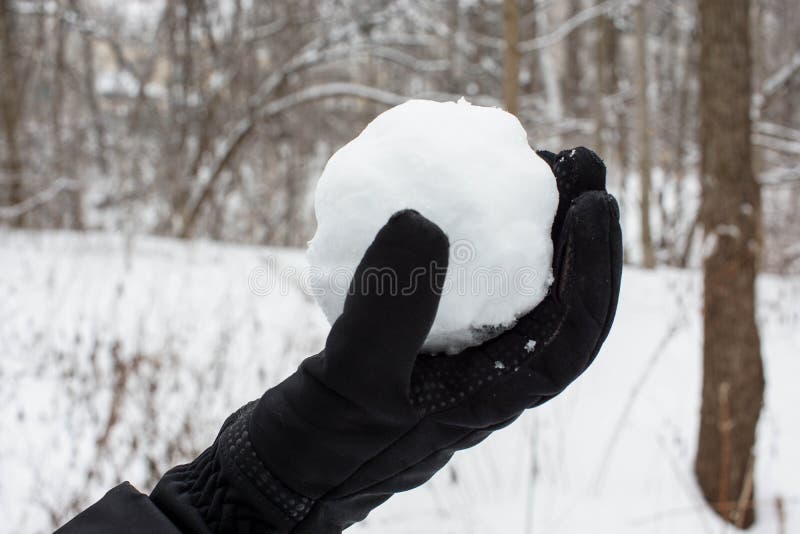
[151,402,313,533]
[219,402,314,521]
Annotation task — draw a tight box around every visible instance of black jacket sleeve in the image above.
[55,482,181,534]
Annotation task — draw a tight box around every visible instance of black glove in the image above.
[150,146,622,534]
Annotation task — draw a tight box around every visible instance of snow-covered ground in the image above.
[1,230,797,533]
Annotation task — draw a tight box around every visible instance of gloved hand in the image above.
[151,146,622,534]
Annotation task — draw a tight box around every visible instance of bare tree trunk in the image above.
[502,0,520,116]
[562,0,582,108]
[537,8,562,146]
[635,2,655,268]
[0,0,24,226]
[593,4,605,154]
[52,2,73,228]
[695,0,764,528]
[447,0,466,93]
[81,28,107,176]
[594,1,618,161]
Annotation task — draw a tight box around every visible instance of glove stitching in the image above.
[221,402,314,523]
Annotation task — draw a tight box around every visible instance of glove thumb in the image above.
[323,209,449,406]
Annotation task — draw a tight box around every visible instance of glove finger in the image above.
[548,146,607,244]
[529,190,622,392]
[536,149,558,169]
[323,209,449,404]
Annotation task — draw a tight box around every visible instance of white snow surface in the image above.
[307,99,558,354]
[1,230,799,533]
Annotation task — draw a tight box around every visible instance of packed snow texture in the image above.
[1,231,798,534]
[307,99,558,354]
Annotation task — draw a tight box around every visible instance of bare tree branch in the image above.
[752,49,800,111]
[519,0,625,53]
[0,178,81,219]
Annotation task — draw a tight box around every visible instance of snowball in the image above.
[307,99,558,354]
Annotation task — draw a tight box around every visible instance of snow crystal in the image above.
[524,339,537,353]
[307,99,558,354]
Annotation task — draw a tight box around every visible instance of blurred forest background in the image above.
[1,0,798,270]
[1,0,799,532]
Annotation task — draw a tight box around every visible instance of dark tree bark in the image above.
[695,0,765,528]
[0,0,24,225]
[593,2,619,163]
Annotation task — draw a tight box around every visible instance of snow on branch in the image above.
[286,42,450,77]
[366,33,442,48]
[262,83,408,117]
[754,120,800,156]
[0,178,81,220]
[519,0,626,53]
[755,122,800,143]
[753,133,800,156]
[753,50,800,111]
[240,18,290,42]
[760,165,800,186]
[356,46,450,73]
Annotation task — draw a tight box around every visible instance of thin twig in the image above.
[0,178,81,219]
[591,315,686,491]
